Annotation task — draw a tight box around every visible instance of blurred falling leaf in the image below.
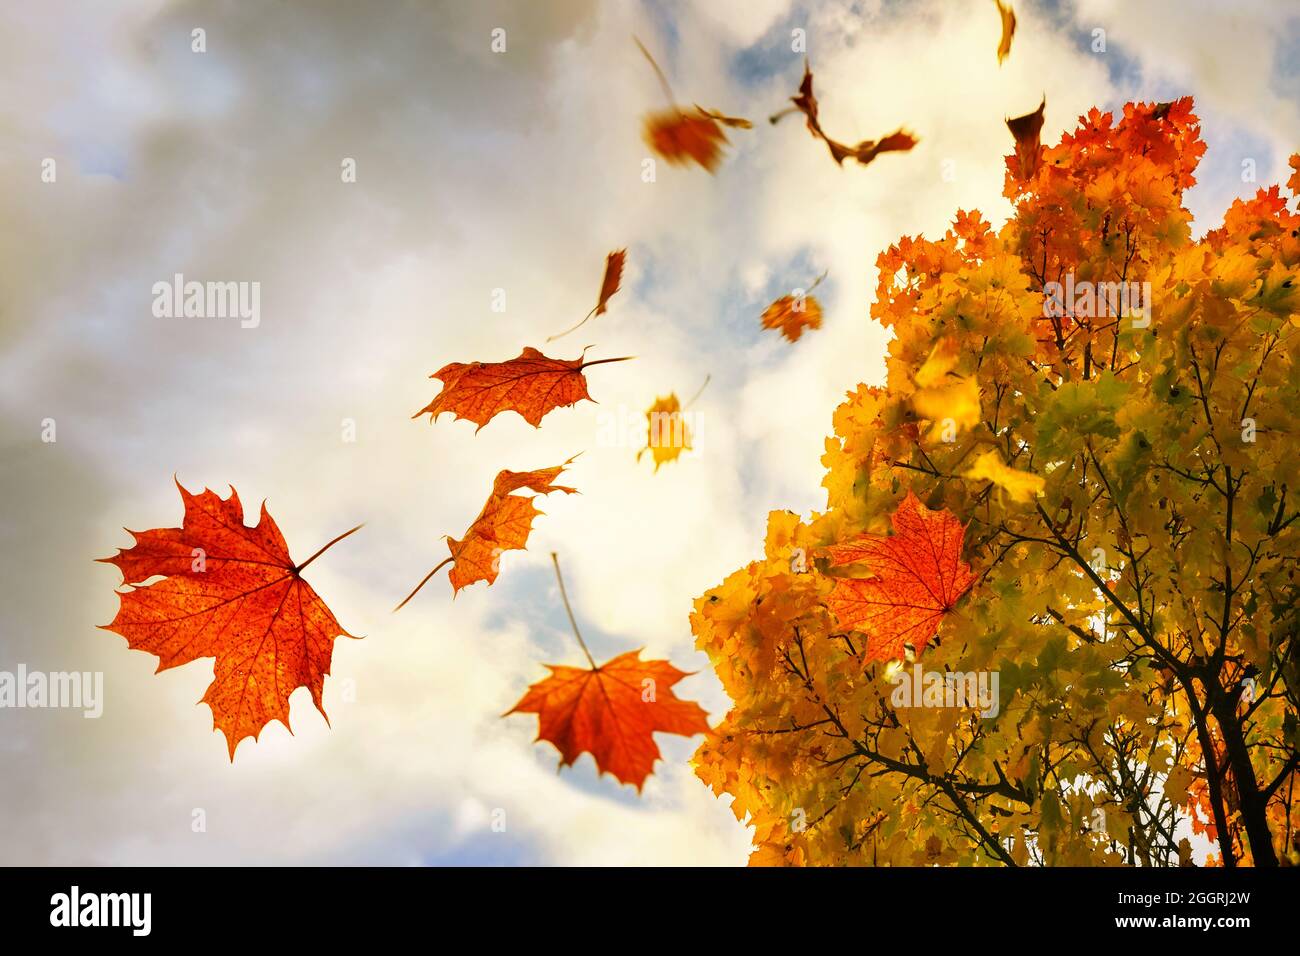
[637,392,691,471]
[761,270,826,342]
[995,0,1016,65]
[637,38,749,173]
[1007,96,1046,179]
[773,60,918,168]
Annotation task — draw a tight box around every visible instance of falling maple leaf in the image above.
[396,460,576,609]
[994,0,1016,65]
[1007,96,1046,180]
[98,481,361,759]
[637,39,749,173]
[637,392,692,471]
[761,271,826,341]
[824,491,975,661]
[413,347,632,431]
[644,110,732,171]
[508,650,711,790]
[506,554,709,790]
[761,293,823,341]
[547,249,627,342]
[773,61,918,168]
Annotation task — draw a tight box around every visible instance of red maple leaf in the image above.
[98,481,360,759]
[508,649,710,791]
[396,460,577,609]
[413,347,632,431]
[825,491,975,662]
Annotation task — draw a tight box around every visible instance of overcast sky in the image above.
[1,0,1296,865]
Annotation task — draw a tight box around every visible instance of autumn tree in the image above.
[693,98,1300,866]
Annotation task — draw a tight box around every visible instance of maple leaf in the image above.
[994,0,1016,65]
[637,392,692,471]
[761,270,826,342]
[824,491,975,662]
[773,61,918,168]
[507,553,708,790]
[644,109,734,172]
[1006,96,1046,180]
[761,293,823,342]
[395,460,576,609]
[636,39,749,173]
[413,347,632,431]
[508,649,710,791]
[548,249,627,342]
[98,481,360,759]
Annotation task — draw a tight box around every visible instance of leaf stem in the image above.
[579,355,636,370]
[552,552,597,669]
[394,555,453,612]
[684,373,712,409]
[634,36,677,109]
[768,105,798,125]
[294,523,363,574]
[546,307,600,343]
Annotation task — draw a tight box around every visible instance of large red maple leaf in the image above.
[825,491,975,662]
[508,649,710,791]
[99,481,359,759]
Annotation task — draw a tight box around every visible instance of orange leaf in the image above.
[777,61,918,168]
[761,293,823,342]
[994,0,1016,65]
[396,461,576,608]
[413,347,631,431]
[591,249,626,318]
[825,491,975,662]
[1007,96,1046,180]
[635,38,749,173]
[98,481,359,759]
[547,250,627,342]
[508,649,710,791]
[644,109,732,172]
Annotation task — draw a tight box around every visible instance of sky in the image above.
[0,0,1296,866]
